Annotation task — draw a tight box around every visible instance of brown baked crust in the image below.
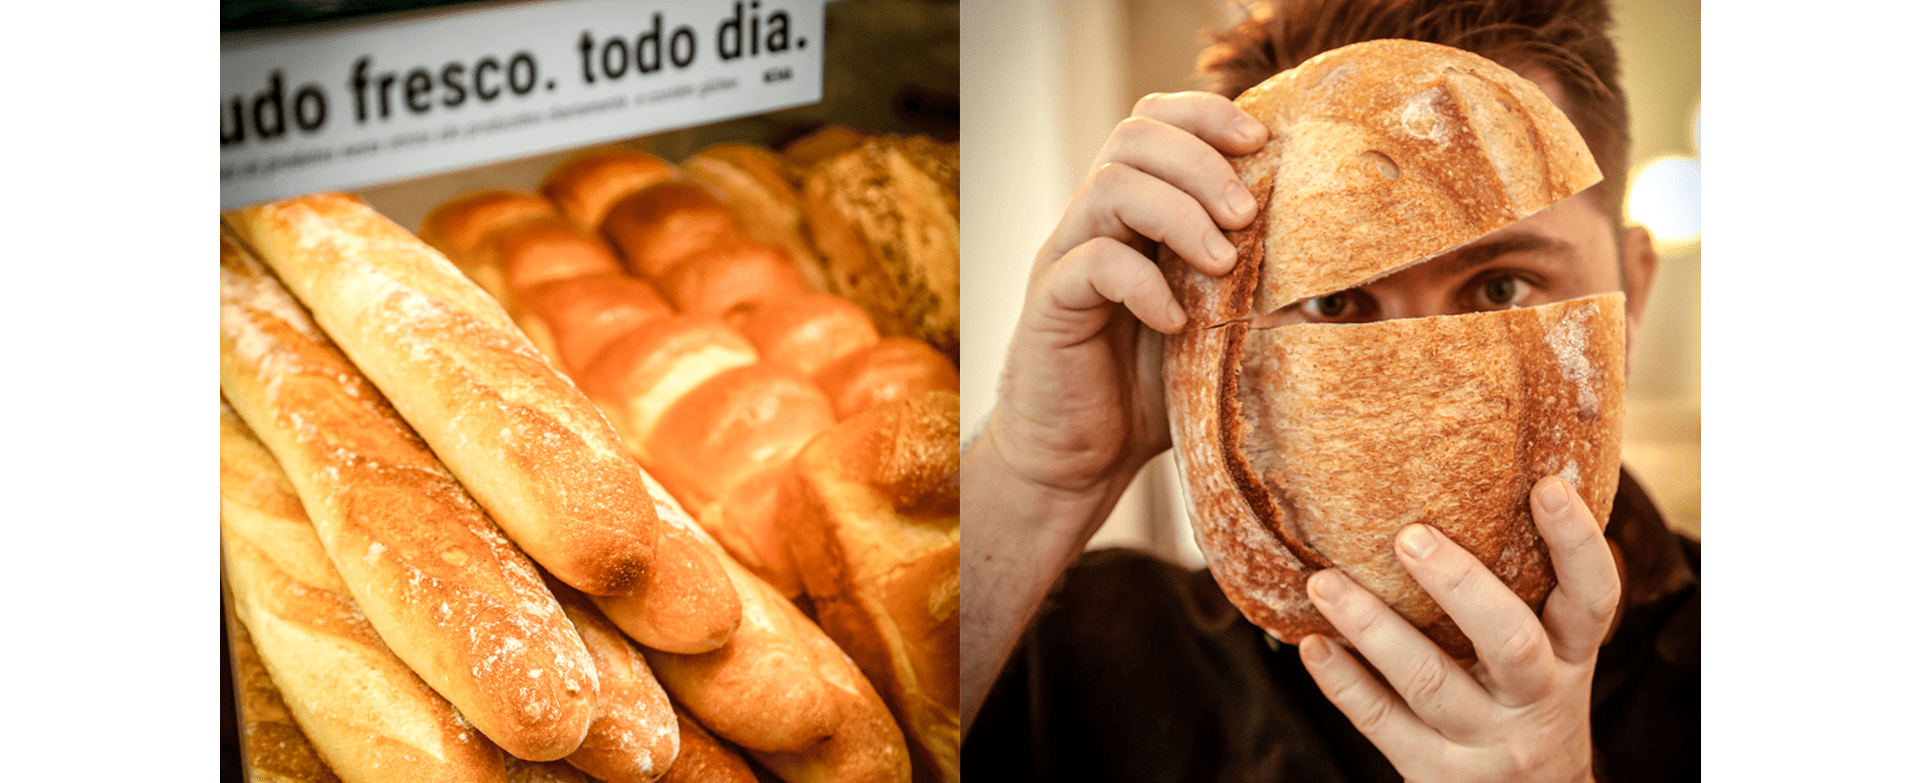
[417,190,557,306]
[575,316,760,460]
[224,600,348,783]
[602,181,741,279]
[547,578,680,783]
[591,470,744,656]
[227,192,657,598]
[490,215,628,299]
[504,757,594,783]
[813,338,960,421]
[642,363,837,510]
[514,273,674,376]
[220,238,597,761]
[784,391,960,783]
[800,137,960,360]
[781,125,871,173]
[1171,295,1626,657]
[659,704,758,783]
[682,143,833,292]
[727,293,880,380]
[655,238,811,317]
[1162,39,1603,327]
[540,148,681,231]
[699,463,809,598]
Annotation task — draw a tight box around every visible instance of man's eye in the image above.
[1472,274,1533,310]
[1302,292,1352,319]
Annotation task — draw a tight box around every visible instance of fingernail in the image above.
[1225,182,1256,217]
[1164,299,1187,329]
[1300,635,1332,665]
[1236,116,1266,144]
[1309,569,1343,602]
[1206,231,1236,265]
[1537,477,1571,514]
[1399,524,1437,560]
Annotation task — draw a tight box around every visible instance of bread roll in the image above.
[659,704,758,783]
[591,469,744,656]
[227,192,658,598]
[642,363,837,509]
[813,337,959,420]
[801,137,959,359]
[541,148,680,231]
[781,124,870,174]
[224,583,346,783]
[548,578,680,783]
[515,272,674,375]
[418,190,558,303]
[220,403,509,782]
[727,293,878,379]
[1160,41,1620,659]
[785,391,960,783]
[698,463,807,599]
[655,237,810,317]
[220,237,596,761]
[1158,39,1603,329]
[491,215,627,299]
[575,316,759,460]
[682,143,832,291]
[602,182,740,278]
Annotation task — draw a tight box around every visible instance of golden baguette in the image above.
[227,192,657,597]
[223,592,345,783]
[547,577,681,783]
[220,403,507,782]
[220,236,597,761]
[505,757,594,783]
[659,704,758,783]
[589,468,743,656]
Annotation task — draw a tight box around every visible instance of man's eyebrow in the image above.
[1424,233,1575,278]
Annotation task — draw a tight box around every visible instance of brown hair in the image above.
[1200,0,1629,223]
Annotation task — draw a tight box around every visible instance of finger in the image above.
[1298,634,1445,772]
[1533,476,1622,663]
[1307,569,1491,738]
[1093,115,1259,231]
[1034,236,1187,335]
[1129,91,1269,156]
[1394,523,1556,704]
[1047,162,1239,277]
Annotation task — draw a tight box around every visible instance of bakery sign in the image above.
[220,0,824,208]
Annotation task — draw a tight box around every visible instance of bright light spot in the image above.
[1628,155,1701,248]
[1690,102,1701,154]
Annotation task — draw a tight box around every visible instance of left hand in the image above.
[1298,475,1622,783]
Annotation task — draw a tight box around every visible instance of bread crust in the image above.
[221,237,597,761]
[590,470,744,656]
[540,148,681,231]
[547,578,680,783]
[228,192,657,598]
[602,181,741,279]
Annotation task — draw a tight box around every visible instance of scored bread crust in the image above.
[1163,40,1621,658]
[1160,39,1602,328]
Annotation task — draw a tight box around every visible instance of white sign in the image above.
[220,0,823,208]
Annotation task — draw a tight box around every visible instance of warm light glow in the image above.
[1628,155,1701,251]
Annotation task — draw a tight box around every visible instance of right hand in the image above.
[985,91,1269,513]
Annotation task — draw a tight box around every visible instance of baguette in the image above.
[223,588,345,783]
[590,469,744,656]
[220,236,597,761]
[220,403,508,782]
[505,757,594,783]
[785,391,960,783]
[547,578,680,783]
[227,192,657,598]
[659,704,758,783]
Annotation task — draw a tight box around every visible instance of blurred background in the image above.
[959,0,1701,568]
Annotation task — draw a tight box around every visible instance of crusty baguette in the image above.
[682,143,833,292]
[801,137,959,360]
[1159,39,1603,328]
[590,469,744,656]
[547,577,680,783]
[220,236,597,761]
[749,671,912,783]
[659,704,758,783]
[541,148,681,231]
[220,403,508,782]
[505,757,594,783]
[223,589,346,783]
[784,391,960,783]
[226,192,658,598]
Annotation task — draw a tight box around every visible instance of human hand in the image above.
[985,91,1267,510]
[1298,476,1621,783]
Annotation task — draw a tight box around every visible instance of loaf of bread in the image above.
[781,125,870,174]
[546,577,680,783]
[699,463,807,598]
[801,137,959,360]
[813,337,959,420]
[541,148,680,231]
[659,704,758,783]
[784,391,960,783]
[220,234,597,761]
[514,272,675,375]
[642,363,837,510]
[1161,41,1621,659]
[227,192,657,598]
[575,316,760,461]
[726,293,878,379]
[602,182,741,278]
[682,142,832,291]
[418,190,558,304]
[590,469,744,656]
[489,215,627,300]
[223,584,346,783]
[1158,39,1603,329]
[220,402,508,782]
[654,237,811,317]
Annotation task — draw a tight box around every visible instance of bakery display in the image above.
[1161,40,1623,658]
